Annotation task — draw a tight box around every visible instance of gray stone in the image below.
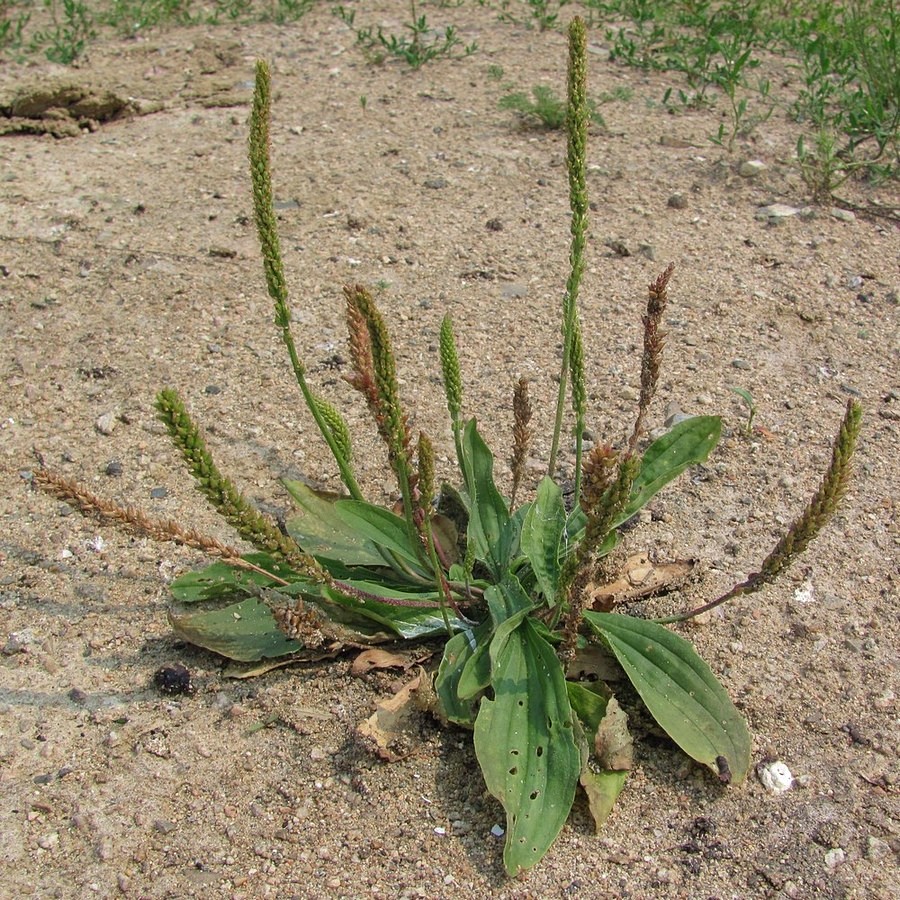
[3,628,37,654]
[95,411,117,435]
[866,836,891,861]
[739,159,766,177]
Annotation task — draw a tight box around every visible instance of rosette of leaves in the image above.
[36,18,861,877]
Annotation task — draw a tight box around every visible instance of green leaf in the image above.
[565,416,721,547]
[283,479,385,566]
[168,597,302,661]
[459,418,512,579]
[474,617,581,876]
[583,612,751,784]
[520,476,566,606]
[318,581,455,640]
[579,770,628,832]
[618,415,721,524]
[566,680,610,733]
[567,681,629,830]
[435,622,492,725]
[728,385,754,407]
[457,638,493,701]
[334,500,424,568]
[169,553,296,602]
[484,572,534,628]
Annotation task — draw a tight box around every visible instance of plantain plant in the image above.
[36,18,862,876]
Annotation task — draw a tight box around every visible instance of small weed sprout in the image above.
[729,385,757,434]
[500,83,628,130]
[32,0,95,64]
[333,1,476,69]
[37,17,862,877]
[0,0,31,52]
[496,0,571,32]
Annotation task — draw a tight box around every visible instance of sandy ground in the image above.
[1,4,898,898]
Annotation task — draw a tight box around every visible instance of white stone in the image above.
[756,204,802,221]
[758,760,793,792]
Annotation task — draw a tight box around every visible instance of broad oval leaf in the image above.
[484,573,534,628]
[283,479,385,566]
[520,476,566,606]
[565,416,721,547]
[474,617,581,876]
[170,553,296,603]
[168,597,302,661]
[617,415,721,525]
[319,581,454,640]
[334,500,424,568]
[583,611,750,784]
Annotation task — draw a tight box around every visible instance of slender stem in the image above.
[549,18,589,484]
[249,60,363,501]
[32,468,295,587]
[655,399,862,624]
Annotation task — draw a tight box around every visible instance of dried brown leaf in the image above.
[587,552,698,610]
[594,697,633,771]
[356,669,427,762]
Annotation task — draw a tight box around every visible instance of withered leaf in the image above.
[594,696,634,771]
[356,668,427,762]
[588,552,698,610]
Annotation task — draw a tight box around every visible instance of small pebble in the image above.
[150,486,168,500]
[757,760,793,792]
[153,664,194,696]
[424,177,447,189]
[4,629,36,654]
[95,412,118,435]
[866,836,890,861]
[667,193,688,209]
[105,460,123,477]
[204,384,222,395]
[830,207,855,222]
[824,848,845,868]
[756,203,801,221]
[731,358,751,370]
[738,159,766,177]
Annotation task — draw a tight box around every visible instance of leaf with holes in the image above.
[473,617,581,876]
